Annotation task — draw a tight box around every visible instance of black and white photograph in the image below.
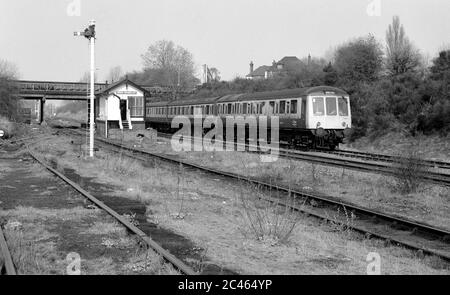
[0,0,449,283]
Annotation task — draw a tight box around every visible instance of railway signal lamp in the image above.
[74,20,96,158]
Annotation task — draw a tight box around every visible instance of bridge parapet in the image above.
[13,80,107,96]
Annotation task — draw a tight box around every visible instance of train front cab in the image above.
[306,93,351,149]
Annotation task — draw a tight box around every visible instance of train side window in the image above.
[286,101,290,114]
[338,97,349,116]
[326,97,337,116]
[312,97,324,116]
[243,103,247,114]
[269,101,275,114]
[227,104,231,114]
[280,101,285,114]
[275,102,279,114]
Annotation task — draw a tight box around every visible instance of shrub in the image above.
[392,146,428,194]
[239,184,301,245]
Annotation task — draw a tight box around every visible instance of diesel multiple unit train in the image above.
[144,86,352,149]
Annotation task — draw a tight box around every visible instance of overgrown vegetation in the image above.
[0,59,19,121]
[239,184,301,245]
[392,146,428,194]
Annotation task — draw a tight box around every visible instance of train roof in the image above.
[145,86,348,107]
[167,96,222,106]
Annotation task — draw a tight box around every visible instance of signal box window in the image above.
[326,97,337,116]
[338,97,349,116]
[312,97,324,116]
[129,96,144,117]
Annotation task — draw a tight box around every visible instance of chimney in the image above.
[249,61,254,74]
[202,64,208,84]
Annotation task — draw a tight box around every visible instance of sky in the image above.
[0,0,449,82]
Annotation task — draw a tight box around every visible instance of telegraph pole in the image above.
[75,20,96,157]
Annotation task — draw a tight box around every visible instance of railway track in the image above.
[278,149,450,187]
[312,148,450,170]
[156,131,450,187]
[24,143,197,275]
[64,130,450,263]
[0,226,17,275]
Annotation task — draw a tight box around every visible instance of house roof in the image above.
[95,77,150,96]
[276,56,305,72]
[246,56,307,77]
[246,65,272,77]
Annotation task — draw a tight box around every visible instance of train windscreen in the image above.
[312,97,324,116]
[338,97,349,116]
[326,97,337,116]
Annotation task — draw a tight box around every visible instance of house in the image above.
[94,77,150,137]
[246,56,309,80]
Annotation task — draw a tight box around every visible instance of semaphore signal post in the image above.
[74,20,96,157]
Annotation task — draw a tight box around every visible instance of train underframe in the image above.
[280,128,345,150]
[146,120,346,151]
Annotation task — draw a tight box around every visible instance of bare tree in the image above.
[141,40,197,96]
[0,59,19,79]
[385,16,421,75]
[0,59,20,119]
[106,66,123,83]
[208,67,221,82]
[78,71,98,83]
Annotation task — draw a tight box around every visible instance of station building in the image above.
[94,77,150,137]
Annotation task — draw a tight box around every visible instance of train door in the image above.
[300,97,306,127]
